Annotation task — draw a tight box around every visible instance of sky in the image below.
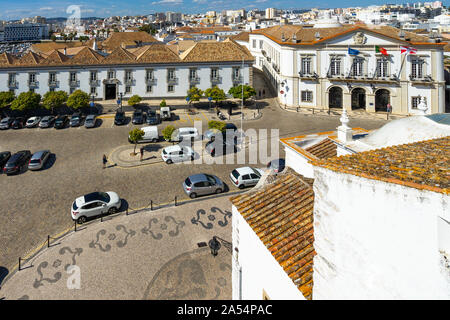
[0,0,448,20]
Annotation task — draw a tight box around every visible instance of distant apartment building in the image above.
[4,24,49,42]
[166,12,183,24]
[265,8,278,19]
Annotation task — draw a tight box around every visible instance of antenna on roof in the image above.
[281,32,286,42]
[315,31,321,40]
[398,29,405,40]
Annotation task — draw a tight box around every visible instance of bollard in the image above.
[296,107,299,112]
[312,109,315,115]
[18,257,21,271]
[151,200,153,211]
[74,220,77,232]
[47,235,50,248]
[175,196,178,207]
[126,208,129,215]
[101,214,103,222]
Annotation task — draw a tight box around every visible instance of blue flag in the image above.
[348,47,360,55]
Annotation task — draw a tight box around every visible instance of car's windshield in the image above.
[251,168,261,177]
[231,170,240,179]
[72,201,78,211]
[185,178,192,187]
[205,175,216,185]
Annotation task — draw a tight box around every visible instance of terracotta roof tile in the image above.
[305,138,337,160]
[103,46,136,64]
[135,44,181,63]
[181,40,253,62]
[102,31,158,52]
[311,136,450,194]
[230,168,315,300]
[68,47,104,65]
[40,50,70,65]
[15,51,45,66]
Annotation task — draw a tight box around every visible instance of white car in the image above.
[230,167,265,189]
[71,191,122,224]
[25,116,41,128]
[161,145,195,164]
[170,127,199,142]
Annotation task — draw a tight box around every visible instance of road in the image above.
[0,100,388,272]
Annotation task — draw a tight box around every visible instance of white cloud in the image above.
[151,0,183,4]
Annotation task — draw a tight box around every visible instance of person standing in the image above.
[140,147,144,161]
[386,103,392,114]
[102,154,108,169]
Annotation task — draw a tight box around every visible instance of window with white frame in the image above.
[211,68,219,79]
[90,71,97,81]
[125,86,131,94]
[233,67,241,80]
[90,86,96,95]
[301,56,312,75]
[168,85,174,92]
[107,70,115,79]
[125,70,133,81]
[411,57,425,79]
[189,68,197,80]
[330,57,341,76]
[259,40,263,49]
[411,96,424,109]
[29,73,36,83]
[8,73,16,85]
[352,57,364,77]
[146,69,154,80]
[167,68,175,80]
[70,72,77,82]
[376,57,389,78]
[252,39,256,48]
[146,85,152,93]
[49,72,57,83]
[301,90,313,102]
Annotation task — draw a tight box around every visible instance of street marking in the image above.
[200,111,210,122]
[186,113,194,125]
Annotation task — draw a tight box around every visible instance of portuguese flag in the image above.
[375,45,388,56]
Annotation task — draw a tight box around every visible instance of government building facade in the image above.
[247,24,445,115]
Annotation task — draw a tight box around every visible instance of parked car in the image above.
[25,116,41,128]
[114,110,126,125]
[182,174,224,199]
[161,145,195,164]
[71,191,122,224]
[3,150,31,175]
[160,106,172,121]
[267,158,286,173]
[205,139,237,157]
[54,115,68,129]
[11,117,25,129]
[39,116,55,128]
[146,110,161,125]
[170,127,199,142]
[230,167,265,189]
[0,151,11,170]
[204,123,238,141]
[70,112,82,127]
[128,126,159,143]
[132,110,144,125]
[0,117,14,130]
[84,114,97,128]
[28,150,51,171]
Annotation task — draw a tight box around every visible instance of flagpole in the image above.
[398,51,407,80]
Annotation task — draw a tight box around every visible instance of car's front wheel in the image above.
[216,188,223,194]
[190,193,197,199]
[77,216,87,224]
[108,207,118,214]
[238,184,244,189]
[166,159,173,164]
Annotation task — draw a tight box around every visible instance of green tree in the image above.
[208,120,226,132]
[0,91,15,109]
[128,128,145,155]
[162,125,175,141]
[42,91,68,114]
[67,90,90,110]
[139,24,156,35]
[160,99,167,108]
[186,87,203,103]
[228,85,257,104]
[11,91,41,112]
[128,95,142,107]
[204,86,226,106]
[50,34,57,42]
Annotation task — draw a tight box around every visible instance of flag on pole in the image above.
[400,46,417,55]
[375,45,388,56]
[348,47,360,55]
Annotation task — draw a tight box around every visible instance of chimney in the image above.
[398,29,405,40]
[315,31,321,41]
[64,47,67,55]
[92,37,98,51]
[281,32,286,42]
[337,108,353,143]
[292,33,299,43]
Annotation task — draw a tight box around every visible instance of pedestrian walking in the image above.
[140,147,144,161]
[386,103,392,114]
[102,154,108,169]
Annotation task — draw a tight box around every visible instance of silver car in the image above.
[71,191,122,224]
[39,116,55,128]
[230,167,265,189]
[161,145,195,164]
[183,174,224,199]
[25,116,41,128]
[84,114,97,128]
[0,117,13,130]
[28,150,51,171]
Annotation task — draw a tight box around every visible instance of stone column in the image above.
[366,93,375,113]
[343,92,352,112]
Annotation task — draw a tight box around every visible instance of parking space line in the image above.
[200,111,210,122]
[186,113,194,125]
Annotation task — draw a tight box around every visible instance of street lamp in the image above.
[119,92,123,112]
[208,236,221,257]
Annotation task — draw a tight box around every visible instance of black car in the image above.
[132,110,144,125]
[3,150,31,175]
[205,139,238,157]
[114,110,126,125]
[54,115,68,129]
[11,117,25,129]
[146,110,161,125]
[0,151,11,170]
[267,158,286,173]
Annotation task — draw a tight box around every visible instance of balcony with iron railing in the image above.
[48,80,59,87]
[8,80,17,88]
[89,79,100,87]
[167,77,178,85]
[145,77,157,85]
[210,76,222,85]
[124,78,136,86]
[189,76,201,85]
[28,80,39,88]
[299,71,319,80]
[232,75,243,84]
[69,80,80,87]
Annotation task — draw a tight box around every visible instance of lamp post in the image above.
[241,55,244,148]
[208,236,221,257]
[90,94,95,109]
[119,92,123,112]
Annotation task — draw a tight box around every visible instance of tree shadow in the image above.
[41,153,57,171]
[0,266,9,288]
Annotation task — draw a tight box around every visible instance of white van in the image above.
[128,126,159,143]
[171,127,199,142]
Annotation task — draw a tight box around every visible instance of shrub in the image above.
[11,91,41,111]
[162,125,175,141]
[0,91,15,109]
[128,95,142,107]
[228,85,256,103]
[204,86,226,106]
[42,91,68,113]
[160,99,167,108]
[129,128,145,154]
[67,90,90,110]
[208,120,226,132]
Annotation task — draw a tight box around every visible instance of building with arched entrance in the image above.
[246,25,446,116]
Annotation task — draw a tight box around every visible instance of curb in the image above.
[0,189,245,292]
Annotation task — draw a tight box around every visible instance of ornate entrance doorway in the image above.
[105,84,116,100]
[329,87,343,109]
[351,88,366,110]
[375,89,390,112]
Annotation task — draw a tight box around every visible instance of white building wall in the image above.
[312,166,450,299]
[232,206,305,300]
[284,147,315,178]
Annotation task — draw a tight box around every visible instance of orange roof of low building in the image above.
[181,39,254,62]
[230,168,315,300]
[311,136,450,194]
[305,138,337,160]
[101,31,158,51]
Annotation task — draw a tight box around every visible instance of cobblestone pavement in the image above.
[0,71,389,286]
[0,196,234,300]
